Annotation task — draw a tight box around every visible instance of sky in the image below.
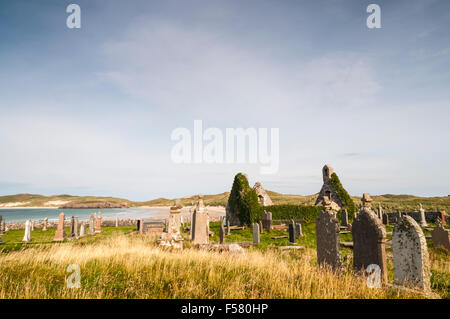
[0,0,449,201]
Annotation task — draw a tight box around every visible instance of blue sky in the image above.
[0,0,449,200]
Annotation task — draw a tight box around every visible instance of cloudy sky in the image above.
[0,0,449,200]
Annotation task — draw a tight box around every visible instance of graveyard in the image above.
[0,169,448,299]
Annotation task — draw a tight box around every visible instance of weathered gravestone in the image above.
[262,211,272,230]
[288,220,296,244]
[22,219,32,242]
[295,223,303,237]
[88,213,96,235]
[259,221,263,234]
[253,223,260,245]
[341,209,348,227]
[377,204,383,220]
[431,219,450,250]
[439,211,447,226]
[53,212,66,241]
[191,195,209,245]
[382,212,389,225]
[316,196,341,270]
[31,221,34,231]
[419,204,427,227]
[168,199,182,235]
[352,193,387,283]
[68,216,76,240]
[0,220,5,234]
[42,217,48,231]
[115,217,119,227]
[393,215,431,291]
[226,219,230,235]
[79,223,86,237]
[219,222,225,244]
[74,217,79,239]
[95,212,102,233]
[141,219,164,233]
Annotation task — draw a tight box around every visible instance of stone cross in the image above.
[393,215,431,291]
[219,222,225,244]
[191,195,209,245]
[431,219,450,250]
[316,201,341,270]
[22,219,32,242]
[341,209,348,227]
[79,223,86,237]
[352,194,387,283]
[419,204,427,227]
[288,219,296,244]
[42,217,48,231]
[262,211,272,230]
[253,223,260,245]
[53,212,66,241]
[95,212,102,233]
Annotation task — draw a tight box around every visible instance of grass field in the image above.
[0,222,448,299]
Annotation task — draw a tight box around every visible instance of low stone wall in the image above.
[4,218,138,231]
[385,211,449,224]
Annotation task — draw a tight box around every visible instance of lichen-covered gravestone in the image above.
[68,216,76,240]
[431,219,450,250]
[352,193,387,283]
[393,215,431,291]
[262,211,272,230]
[295,223,303,237]
[89,213,96,235]
[253,223,260,245]
[316,196,341,270]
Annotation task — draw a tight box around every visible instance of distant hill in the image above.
[0,192,449,212]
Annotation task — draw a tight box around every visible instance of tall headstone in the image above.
[168,199,182,235]
[352,193,387,283]
[431,219,450,250]
[288,219,296,244]
[115,217,119,227]
[0,220,5,235]
[74,217,79,239]
[95,212,102,233]
[253,223,260,245]
[42,217,48,231]
[418,204,427,227]
[54,212,66,241]
[88,213,96,235]
[226,219,230,235]
[79,223,86,237]
[191,195,209,245]
[393,215,431,291]
[439,211,447,226]
[31,221,34,231]
[377,204,383,220]
[316,196,341,270]
[341,209,348,227]
[22,219,32,242]
[382,212,389,225]
[262,211,272,230]
[69,216,76,239]
[259,220,263,234]
[295,223,303,237]
[219,222,225,244]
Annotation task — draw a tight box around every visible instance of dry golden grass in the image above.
[0,234,434,299]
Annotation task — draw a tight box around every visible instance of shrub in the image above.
[329,172,356,219]
[227,173,262,225]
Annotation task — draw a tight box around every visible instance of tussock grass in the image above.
[0,234,428,299]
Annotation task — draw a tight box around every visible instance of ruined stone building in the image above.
[253,182,273,206]
[315,164,344,211]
